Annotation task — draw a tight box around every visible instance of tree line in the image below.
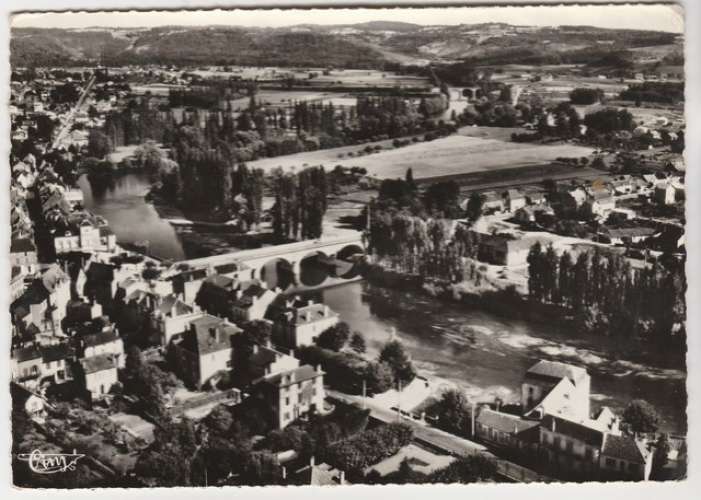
[271,166,327,241]
[527,242,686,346]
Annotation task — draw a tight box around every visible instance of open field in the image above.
[246,129,594,181]
[189,66,430,87]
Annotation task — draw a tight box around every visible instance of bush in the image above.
[315,322,350,351]
[323,423,413,473]
[297,345,366,394]
[569,87,604,105]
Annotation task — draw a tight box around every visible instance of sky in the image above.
[11,3,684,33]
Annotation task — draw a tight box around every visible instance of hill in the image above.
[10,22,681,69]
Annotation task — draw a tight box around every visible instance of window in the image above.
[628,462,638,473]
[312,388,317,397]
[584,447,593,460]
[605,458,615,468]
[285,397,290,406]
[554,437,561,449]
[226,360,232,368]
[565,440,573,453]
[283,412,290,421]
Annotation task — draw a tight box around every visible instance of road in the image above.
[328,390,487,456]
[52,73,98,149]
[327,390,552,483]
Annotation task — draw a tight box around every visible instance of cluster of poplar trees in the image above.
[528,242,686,343]
[272,166,328,241]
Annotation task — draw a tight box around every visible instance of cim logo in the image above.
[17,449,85,474]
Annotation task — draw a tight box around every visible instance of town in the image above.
[10,10,686,488]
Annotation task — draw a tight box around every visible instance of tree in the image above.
[123,345,144,392]
[350,332,367,354]
[364,361,395,394]
[543,244,559,302]
[379,340,415,385]
[405,168,416,192]
[527,242,545,302]
[87,130,112,158]
[623,399,660,434]
[316,322,351,352]
[435,389,471,436]
[423,181,461,218]
[651,433,671,479]
[428,454,498,483]
[557,251,573,306]
[465,192,484,222]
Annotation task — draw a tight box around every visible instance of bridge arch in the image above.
[298,251,332,287]
[334,244,365,279]
[260,257,296,291]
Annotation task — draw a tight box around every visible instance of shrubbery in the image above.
[323,422,413,473]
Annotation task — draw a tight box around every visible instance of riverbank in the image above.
[315,279,686,434]
[359,261,686,374]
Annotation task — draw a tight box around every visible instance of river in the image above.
[78,173,257,261]
[79,173,687,435]
[312,282,686,435]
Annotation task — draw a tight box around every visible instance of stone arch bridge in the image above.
[171,232,366,291]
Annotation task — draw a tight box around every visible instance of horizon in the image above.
[11,4,684,33]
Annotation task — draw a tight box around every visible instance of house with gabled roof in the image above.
[170,314,242,389]
[151,294,204,346]
[251,365,326,429]
[599,433,653,480]
[80,326,125,369]
[271,298,340,348]
[476,407,541,451]
[11,345,43,390]
[40,343,75,386]
[521,360,591,421]
[77,353,119,401]
[230,281,281,323]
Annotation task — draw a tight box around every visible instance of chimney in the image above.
[236,289,243,299]
[339,470,345,485]
[551,418,556,432]
[266,339,272,349]
[281,465,287,480]
[310,456,315,468]
[307,299,314,307]
[323,305,329,317]
[316,364,322,374]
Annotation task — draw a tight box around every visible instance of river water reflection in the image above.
[78,173,187,261]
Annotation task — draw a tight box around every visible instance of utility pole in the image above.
[362,379,367,410]
[471,401,476,438]
[396,379,402,421]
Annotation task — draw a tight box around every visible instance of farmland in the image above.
[246,127,594,181]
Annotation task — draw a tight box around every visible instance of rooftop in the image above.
[477,408,541,435]
[526,360,588,385]
[11,237,37,254]
[295,303,337,326]
[82,327,120,348]
[541,414,604,447]
[182,314,242,355]
[260,365,322,389]
[81,353,117,374]
[601,434,648,464]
